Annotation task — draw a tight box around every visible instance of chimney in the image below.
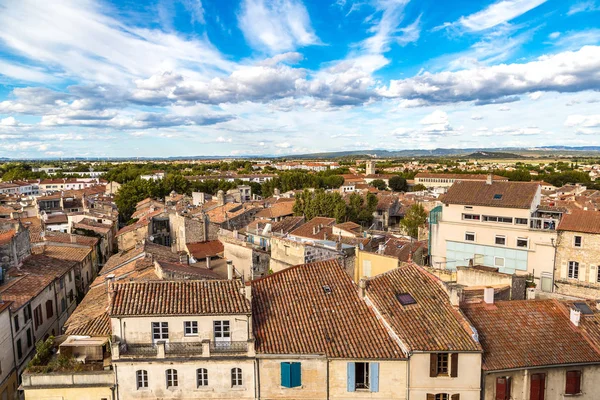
[70,235,76,244]
[483,287,494,304]
[378,243,385,254]
[570,307,581,327]
[106,274,116,304]
[313,226,318,235]
[206,256,211,270]
[323,232,327,241]
[596,301,600,312]
[227,260,234,280]
[274,188,280,197]
[358,278,367,298]
[244,284,252,302]
[486,174,493,185]
[448,284,464,306]
[217,190,225,206]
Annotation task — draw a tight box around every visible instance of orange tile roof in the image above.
[415,172,507,180]
[558,210,600,234]
[289,217,336,239]
[366,264,481,352]
[110,280,250,316]
[251,259,406,359]
[462,299,600,371]
[442,180,539,209]
[254,201,295,219]
[0,229,16,245]
[32,244,92,263]
[186,240,224,259]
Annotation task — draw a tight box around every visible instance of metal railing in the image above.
[529,217,559,231]
[210,341,248,353]
[120,343,157,357]
[165,342,203,355]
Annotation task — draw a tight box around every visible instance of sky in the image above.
[0,0,599,158]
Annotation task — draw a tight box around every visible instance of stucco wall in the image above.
[329,359,408,400]
[258,357,328,400]
[555,230,600,299]
[354,250,399,282]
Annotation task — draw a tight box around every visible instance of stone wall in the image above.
[555,230,600,299]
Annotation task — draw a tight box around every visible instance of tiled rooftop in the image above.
[462,299,600,371]
[365,264,481,352]
[442,180,539,209]
[32,244,92,263]
[186,240,224,259]
[251,259,406,359]
[558,209,600,234]
[110,280,250,316]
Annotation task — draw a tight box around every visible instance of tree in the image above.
[412,184,427,192]
[401,203,427,238]
[370,179,387,191]
[388,175,408,192]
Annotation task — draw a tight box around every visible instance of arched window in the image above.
[136,370,148,389]
[197,368,208,387]
[166,369,178,388]
[231,367,243,387]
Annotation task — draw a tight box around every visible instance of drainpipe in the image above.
[327,359,330,400]
[406,355,411,400]
[255,358,260,400]
[552,235,559,292]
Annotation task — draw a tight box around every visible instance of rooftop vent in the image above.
[322,285,332,295]
[396,293,416,306]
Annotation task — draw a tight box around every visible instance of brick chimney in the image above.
[358,278,367,298]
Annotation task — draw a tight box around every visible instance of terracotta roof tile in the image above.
[252,259,406,359]
[255,201,295,219]
[186,240,224,259]
[558,210,600,234]
[416,173,507,180]
[462,299,600,371]
[442,181,539,209]
[110,280,250,316]
[289,217,336,239]
[31,244,92,263]
[366,264,481,352]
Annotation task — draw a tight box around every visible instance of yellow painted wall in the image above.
[354,249,399,282]
[258,357,328,400]
[24,386,113,400]
[329,359,408,400]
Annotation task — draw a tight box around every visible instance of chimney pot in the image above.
[358,278,367,298]
[486,174,493,185]
[227,260,234,280]
[570,308,581,327]
[483,287,494,304]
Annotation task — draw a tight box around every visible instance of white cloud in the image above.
[499,106,511,111]
[419,110,456,135]
[0,117,19,126]
[215,136,232,143]
[238,0,319,53]
[528,91,543,100]
[457,0,547,32]
[549,32,561,39]
[567,1,600,15]
[493,126,542,135]
[565,114,600,128]
[275,142,292,148]
[379,46,600,105]
[471,114,484,120]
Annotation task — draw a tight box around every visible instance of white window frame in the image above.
[152,322,169,341]
[568,261,579,279]
[197,368,208,387]
[494,257,505,268]
[166,369,178,389]
[574,236,582,248]
[465,232,476,242]
[495,235,506,246]
[231,367,243,387]
[136,370,148,390]
[516,237,529,249]
[184,321,198,336]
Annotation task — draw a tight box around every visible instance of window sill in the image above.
[230,387,246,391]
[564,393,582,397]
[281,386,304,390]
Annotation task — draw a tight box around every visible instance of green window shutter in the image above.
[347,362,356,392]
[370,362,379,392]
[281,362,291,388]
[291,362,302,388]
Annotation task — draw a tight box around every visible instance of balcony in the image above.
[210,341,248,353]
[529,217,559,231]
[165,342,204,355]
[119,343,157,357]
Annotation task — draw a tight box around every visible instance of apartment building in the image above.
[430,178,562,290]
[110,279,255,399]
[0,300,18,400]
[555,210,600,298]
[415,173,508,191]
[463,299,600,400]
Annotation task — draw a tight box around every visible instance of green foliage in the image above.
[412,183,427,192]
[370,179,387,191]
[400,203,427,238]
[538,170,591,187]
[0,163,48,181]
[28,336,55,368]
[293,190,377,225]
[388,175,408,192]
[261,170,345,197]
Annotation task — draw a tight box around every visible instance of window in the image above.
[68,271,72,282]
[435,395,448,400]
[231,368,243,387]
[152,322,169,340]
[515,218,528,225]
[281,362,302,388]
[184,321,198,336]
[13,315,19,332]
[574,236,582,248]
[17,339,22,359]
[430,353,458,378]
[530,373,546,400]
[465,232,475,242]
[214,321,231,341]
[565,370,581,395]
[136,370,148,389]
[494,257,505,268]
[26,328,32,348]
[61,298,66,313]
[495,236,506,246]
[568,261,579,279]
[196,368,208,387]
[516,238,529,248]
[496,377,511,400]
[59,277,64,289]
[166,369,178,388]
[45,300,53,319]
[33,305,43,329]
[462,214,480,221]
[24,304,31,322]
[396,293,417,306]
[347,362,379,392]
[597,266,600,283]
[68,290,74,302]
[484,215,513,223]
[493,194,503,200]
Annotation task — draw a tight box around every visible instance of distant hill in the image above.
[467,151,525,159]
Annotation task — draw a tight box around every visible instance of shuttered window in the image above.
[347,362,379,392]
[565,370,581,395]
[496,377,511,400]
[430,353,458,377]
[530,373,545,400]
[281,362,302,388]
[45,300,53,319]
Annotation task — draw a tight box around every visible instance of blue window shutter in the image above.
[281,362,291,388]
[370,363,379,392]
[291,362,302,387]
[347,362,356,392]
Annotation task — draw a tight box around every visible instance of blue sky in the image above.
[0,0,599,158]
